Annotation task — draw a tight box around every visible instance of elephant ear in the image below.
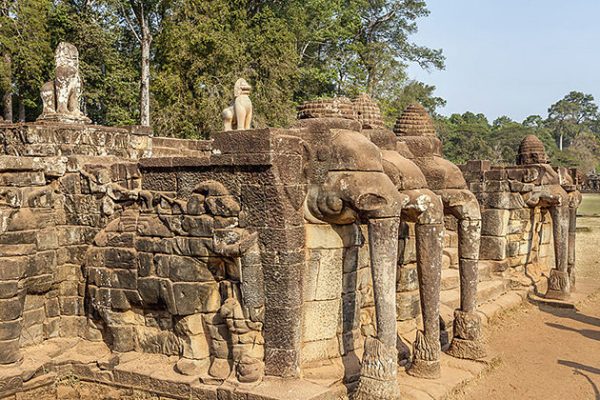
[356,192,388,212]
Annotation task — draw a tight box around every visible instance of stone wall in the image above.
[0,153,142,364]
[151,136,212,158]
[0,123,152,159]
[0,119,582,399]
[461,161,556,281]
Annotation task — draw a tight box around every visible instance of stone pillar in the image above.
[353,216,401,400]
[545,205,571,300]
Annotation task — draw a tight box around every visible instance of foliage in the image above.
[547,91,599,150]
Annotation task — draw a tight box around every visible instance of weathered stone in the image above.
[481,209,510,236]
[38,42,91,124]
[172,282,221,315]
[479,236,507,260]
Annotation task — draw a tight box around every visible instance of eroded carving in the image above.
[295,109,405,399]
[515,135,575,300]
[84,180,265,383]
[394,103,486,360]
[38,42,91,124]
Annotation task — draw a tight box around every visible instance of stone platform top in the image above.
[0,122,152,160]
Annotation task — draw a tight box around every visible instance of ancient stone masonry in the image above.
[0,153,144,366]
[461,135,581,301]
[393,104,486,361]
[583,172,600,193]
[85,180,266,383]
[0,55,583,399]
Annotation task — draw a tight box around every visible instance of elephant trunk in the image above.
[353,216,402,400]
[546,204,571,300]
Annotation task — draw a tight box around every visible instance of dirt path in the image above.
[451,216,600,400]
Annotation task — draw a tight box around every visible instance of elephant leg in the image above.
[353,217,401,400]
[0,290,25,365]
[403,190,443,379]
[567,205,577,287]
[442,190,486,360]
[408,222,443,378]
[546,205,571,300]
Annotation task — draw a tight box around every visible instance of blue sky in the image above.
[406,0,600,122]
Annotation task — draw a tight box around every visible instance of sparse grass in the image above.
[577,193,600,217]
[56,371,80,387]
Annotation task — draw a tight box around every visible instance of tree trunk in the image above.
[2,54,12,122]
[18,96,25,122]
[139,21,151,126]
[559,132,564,151]
[365,67,375,96]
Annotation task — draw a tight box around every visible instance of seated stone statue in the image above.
[222,78,253,131]
[38,42,91,124]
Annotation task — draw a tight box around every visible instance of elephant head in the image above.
[295,113,406,399]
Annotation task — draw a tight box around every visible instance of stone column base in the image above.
[352,337,401,400]
[447,337,486,360]
[37,113,92,124]
[407,358,441,380]
[446,310,486,360]
[407,330,441,379]
[545,269,571,300]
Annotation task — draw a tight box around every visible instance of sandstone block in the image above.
[305,224,344,249]
[0,281,19,299]
[0,297,23,321]
[172,282,220,315]
[301,337,341,363]
[0,257,27,280]
[0,319,22,340]
[0,338,21,364]
[175,314,205,336]
[479,236,507,261]
[481,209,510,236]
[397,264,418,292]
[104,248,136,269]
[306,250,343,301]
[302,299,340,342]
[396,290,420,321]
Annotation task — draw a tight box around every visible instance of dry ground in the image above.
[450,212,600,400]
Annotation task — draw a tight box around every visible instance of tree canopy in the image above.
[1,1,599,172]
[0,0,445,137]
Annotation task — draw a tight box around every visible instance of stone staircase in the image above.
[439,262,513,328]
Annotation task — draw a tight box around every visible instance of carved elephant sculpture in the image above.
[295,117,406,400]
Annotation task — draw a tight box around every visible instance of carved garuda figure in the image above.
[222,78,253,131]
[38,42,91,124]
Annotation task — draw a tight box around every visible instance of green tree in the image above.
[0,0,53,121]
[380,80,445,126]
[152,0,299,137]
[547,91,599,150]
[49,1,139,125]
[109,0,168,126]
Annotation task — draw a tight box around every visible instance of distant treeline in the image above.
[0,0,444,136]
[1,1,598,171]
[436,91,600,172]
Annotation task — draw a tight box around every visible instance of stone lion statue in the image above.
[38,42,90,123]
[222,78,253,131]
